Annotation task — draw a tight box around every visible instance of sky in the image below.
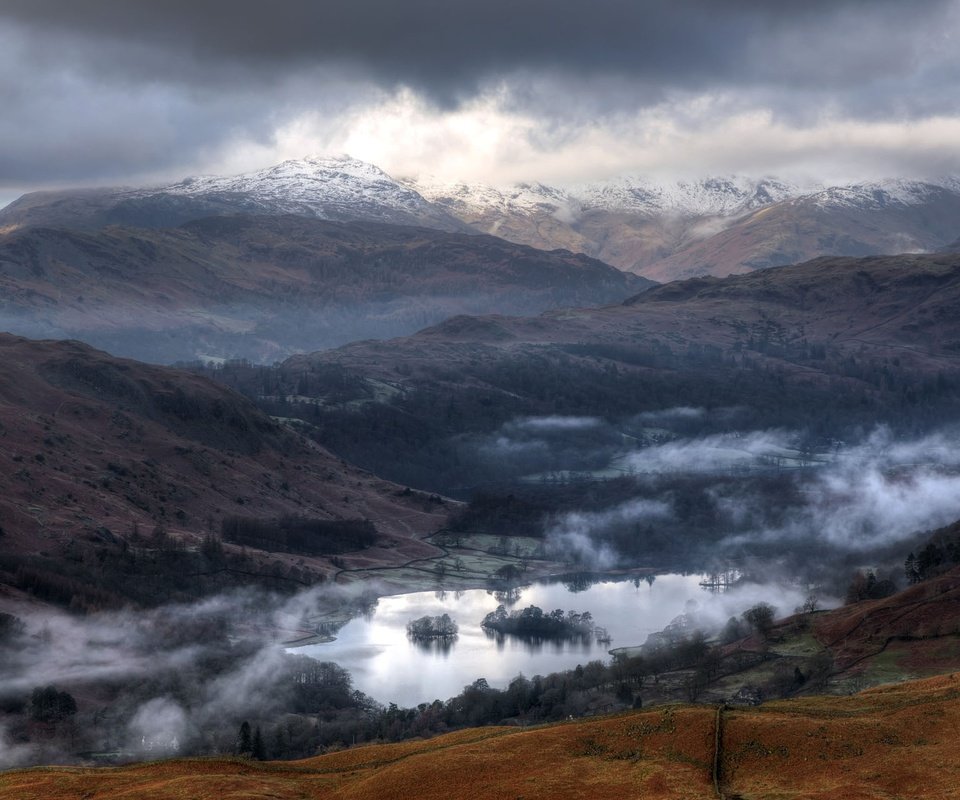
[1,0,959,206]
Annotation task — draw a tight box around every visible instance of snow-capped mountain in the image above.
[410,174,812,220]
[148,155,468,231]
[409,171,960,279]
[3,154,960,283]
[403,177,587,252]
[569,175,807,216]
[809,178,960,211]
[406,176,579,219]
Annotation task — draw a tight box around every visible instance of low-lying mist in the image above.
[0,582,381,768]
[5,411,960,768]
[467,414,960,574]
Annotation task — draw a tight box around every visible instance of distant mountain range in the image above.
[407,174,960,281]
[0,215,646,362]
[4,156,959,283]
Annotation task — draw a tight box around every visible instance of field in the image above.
[5,674,960,799]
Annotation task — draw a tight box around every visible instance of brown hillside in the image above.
[813,567,960,674]
[635,191,960,281]
[0,334,448,606]
[5,675,960,799]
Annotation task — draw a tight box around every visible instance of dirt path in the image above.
[712,704,727,800]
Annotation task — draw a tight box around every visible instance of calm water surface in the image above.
[297,573,806,706]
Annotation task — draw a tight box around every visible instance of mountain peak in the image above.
[148,153,467,230]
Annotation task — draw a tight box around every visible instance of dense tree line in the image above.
[29,686,77,723]
[904,520,960,584]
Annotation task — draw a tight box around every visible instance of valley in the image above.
[3,244,960,785]
[6,2,960,796]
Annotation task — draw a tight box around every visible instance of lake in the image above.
[295,572,809,707]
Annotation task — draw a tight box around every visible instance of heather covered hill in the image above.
[4,674,960,799]
[0,214,649,362]
[0,334,448,608]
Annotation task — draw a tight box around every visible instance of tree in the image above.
[0,612,25,641]
[801,594,819,614]
[29,686,76,723]
[846,570,896,604]
[720,616,745,645]
[406,614,459,640]
[905,552,921,585]
[237,720,252,755]
[916,543,944,581]
[741,603,776,639]
[252,725,266,760]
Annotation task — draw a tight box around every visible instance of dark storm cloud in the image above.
[0,0,958,191]
[1,0,953,99]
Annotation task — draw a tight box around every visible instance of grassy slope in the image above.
[6,675,960,799]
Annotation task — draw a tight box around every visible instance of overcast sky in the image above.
[1,0,959,205]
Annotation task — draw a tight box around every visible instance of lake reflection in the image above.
[295,573,806,707]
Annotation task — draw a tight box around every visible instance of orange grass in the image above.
[0,710,714,800]
[4,675,960,799]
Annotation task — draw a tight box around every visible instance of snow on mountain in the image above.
[411,171,960,225]
[406,176,581,222]
[809,179,960,211]
[149,155,466,230]
[411,173,813,220]
[568,175,807,216]
[142,156,960,229]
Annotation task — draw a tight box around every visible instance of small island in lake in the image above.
[481,605,599,640]
[406,613,459,641]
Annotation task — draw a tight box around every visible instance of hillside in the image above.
[216,252,960,495]
[3,673,960,799]
[298,250,960,382]
[0,334,449,609]
[639,183,960,281]
[0,215,648,362]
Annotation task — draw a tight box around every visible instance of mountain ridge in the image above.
[4,157,960,283]
[0,214,649,362]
